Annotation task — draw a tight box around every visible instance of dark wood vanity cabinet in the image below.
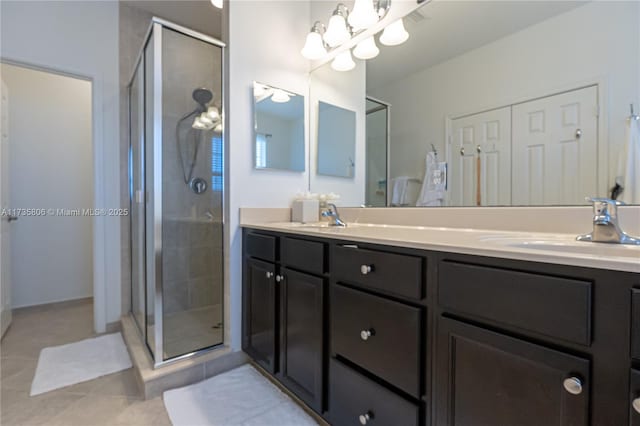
[242,227,639,426]
[436,317,589,426]
[242,231,326,413]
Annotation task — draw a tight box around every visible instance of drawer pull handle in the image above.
[265,272,273,279]
[563,377,583,395]
[275,275,284,283]
[360,329,374,341]
[633,397,640,414]
[359,412,373,425]
[360,264,373,275]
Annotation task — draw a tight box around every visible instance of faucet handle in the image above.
[585,197,624,218]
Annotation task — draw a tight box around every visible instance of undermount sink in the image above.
[509,240,640,258]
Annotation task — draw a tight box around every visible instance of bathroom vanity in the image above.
[241,222,640,426]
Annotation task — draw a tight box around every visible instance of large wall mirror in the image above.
[254,82,305,172]
[308,1,640,207]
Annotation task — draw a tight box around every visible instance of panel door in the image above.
[512,86,598,205]
[450,107,511,206]
[436,317,590,426]
[0,79,11,337]
[243,258,277,373]
[278,267,324,412]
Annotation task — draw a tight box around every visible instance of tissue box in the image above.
[292,199,319,223]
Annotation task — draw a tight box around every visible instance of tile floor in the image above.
[1,299,172,426]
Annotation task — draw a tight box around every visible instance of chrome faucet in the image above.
[577,197,640,244]
[321,203,347,227]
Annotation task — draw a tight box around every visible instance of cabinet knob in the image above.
[360,329,374,341]
[265,272,273,279]
[360,264,373,275]
[275,274,284,283]
[563,377,583,395]
[359,412,373,425]
[633,397,640,414]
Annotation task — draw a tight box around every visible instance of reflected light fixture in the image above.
[348,0,379,31]
[353,36,379,59]
[206,106,220,122]
[379,18,409,46]
[271,89,291,103]
[210,0,223,9]
[301,22,327,60]
[331,49,356,72]
[323,4,351,48]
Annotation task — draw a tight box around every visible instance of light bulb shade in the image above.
[210,0,223,8]
[192,116,207,130]
[206,106,220,122]
[301,31,327,60]
[331,50,356,72]
[348,0,379,31]
[324,14,351,47]
[380,19,409,46]
[353,36,379,59]
[271,89,291,103]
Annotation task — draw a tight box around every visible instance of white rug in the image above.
[30,332,132,396]
[163,364,318,426]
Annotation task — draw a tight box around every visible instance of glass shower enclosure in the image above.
[128,18,225,366]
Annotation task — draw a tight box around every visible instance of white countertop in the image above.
[241,221,640,273]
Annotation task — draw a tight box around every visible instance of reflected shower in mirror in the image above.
[308,1,640,207]
[317,101,356,178]
[253,82,305,172]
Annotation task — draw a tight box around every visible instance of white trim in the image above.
[0,57,120,334]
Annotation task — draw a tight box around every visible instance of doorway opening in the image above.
[1,62,94,337]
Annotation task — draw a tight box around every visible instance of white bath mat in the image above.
[30,332,132,396]
[163,364,318,426]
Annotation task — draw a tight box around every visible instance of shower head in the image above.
[192,88,213,107]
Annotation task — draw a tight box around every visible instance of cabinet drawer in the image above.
[438,260,592,345]
[333,245,424,299]
[631,369,640,426]
[632,289,640,360]
[245,232,276,262]
[331,284,422,397]
[281,237,325,275]
[329,359,419,426]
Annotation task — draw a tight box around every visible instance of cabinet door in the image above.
[279,267,324,413]
[436,318,590,426]
[243,258,277,373]
[631,370,640,426]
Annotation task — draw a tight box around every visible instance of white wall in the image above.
[370,2,639,197]
[309,60,366,205]
[1,1,120,329]
[227,0,311,350]
[2,64,93,308]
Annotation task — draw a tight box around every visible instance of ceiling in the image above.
[121,0,223,39]
[367,0,587,89]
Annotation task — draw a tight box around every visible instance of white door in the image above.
[449,107,511,206]
[1,79,12,337]
[512,86,598,205]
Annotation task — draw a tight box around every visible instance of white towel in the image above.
[391,176,410,206]
[617,119,640,204]
[416,152,447,207]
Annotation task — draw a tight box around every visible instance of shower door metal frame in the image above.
[128,17,226,368]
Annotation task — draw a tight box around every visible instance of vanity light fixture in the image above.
[353,36,379,59]
[331,49,356,71]
[301,22,328,60]
[324,4,351,48]
[210,0,223,9]
[379,17,409,46]
[271,89,292,103]
[348,0,379,31]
